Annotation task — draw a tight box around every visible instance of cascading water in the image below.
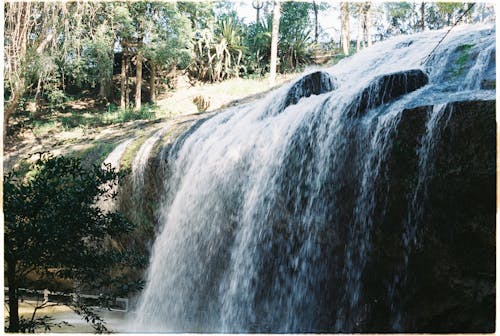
[132,124,172,209]
[132,24,495,332]
[98,138,135,212]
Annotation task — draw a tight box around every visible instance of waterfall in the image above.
[132,123,172,209]
[132,24,495,332]
[98,138,135,213]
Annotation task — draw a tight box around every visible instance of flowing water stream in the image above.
[131,24,495,332]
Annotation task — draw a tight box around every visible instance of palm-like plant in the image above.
[280,28,313,71]
[188,17,246,82]
[244,15,272,76]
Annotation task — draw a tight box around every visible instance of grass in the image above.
[22,104,159,142]
[59,104,158,128]
[120,134,148,171]
[5,72,329,172]
[452,43,474,77]
[155,73,300,116]
[77,141,119,167]
[12,73,304,142]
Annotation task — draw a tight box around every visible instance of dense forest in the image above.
[4,1,493,135]
[3,1,496,333]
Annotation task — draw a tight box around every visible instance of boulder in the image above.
[348,69,429,117]
[363,99,495,332]
[283,71,337,108]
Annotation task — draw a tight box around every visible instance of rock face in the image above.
[283,71,337,108]
[362,99,495,332]
[130,97,495,333]
[348,69,429,117]
[130,26,495,333]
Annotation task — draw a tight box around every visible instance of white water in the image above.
[131,124,172,211]
[132,24,495,332]
[102,138,135,170]
[98,138,135,212]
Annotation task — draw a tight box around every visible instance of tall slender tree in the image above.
[252,0,264,24]
[356,3,364,51]
[135,18,144,111]
[312,1,319,43]
[364,2,372,48]
[269,0,281,85]
[420,2,425,31]
[340,2,350,55]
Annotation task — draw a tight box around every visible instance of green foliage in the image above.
[279,2,314,72]
[18,315,71,333]
[452,43,474,77]
[385,2,419,35]
[144,3,193,72]
[4,153,143,332]
[188,15,246,82]
[101,104,157,124]
[177,2,215,30]
[436,2,470,25]
[385,2,474,36]
[82,24,115,87]
[244,17,272,76]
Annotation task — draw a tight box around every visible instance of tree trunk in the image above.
[120,46,128,109]
[7,258,19,332]
[99,42,115,101]
[150,62,156,103]
[340,2,350,56]
[135,21,143,112]
[135,53,143,111]
[253,0,263,24]
[356,4,363,52]
[99,78,112,101]
[4,2,31,135]
[364,2,372,48]
[269,0,280,86]
[4,91,21,140]
[34,76,43,110]
[313,1,319,43]
[420,2,425,31]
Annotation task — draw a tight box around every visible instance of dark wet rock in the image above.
[481,79,495,90]
[362,99,495,332]
[348,69,429,117]
[481,50,495,90]
[283,71,337,108]
[395,40,414,49]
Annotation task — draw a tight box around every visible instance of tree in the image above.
[269,0,281,85]
[244,15,272,76]
[135,17,144,112]
[355,2,372,51]
[385,2,418,35]
[340,2,350,55]
[252,0,264,24]
[114,3,136,110]
[4,153,142,333]
[420,2,425,31]
[3,2,65,134]
[279,1,314,71]
[356,3,364,51]
[363,2,372,48]
[144,3,192,102]
[313,1,320,43]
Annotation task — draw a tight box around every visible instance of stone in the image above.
[363,99,495,332]
[348,69,429,117]
[283,71,337,109]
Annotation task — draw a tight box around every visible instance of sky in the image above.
[234,1,344,41]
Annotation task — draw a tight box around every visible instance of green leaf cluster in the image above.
[4,153,143,332]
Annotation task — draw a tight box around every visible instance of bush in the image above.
[4,153,143,332]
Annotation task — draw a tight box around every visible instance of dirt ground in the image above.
[7,301,128,333]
